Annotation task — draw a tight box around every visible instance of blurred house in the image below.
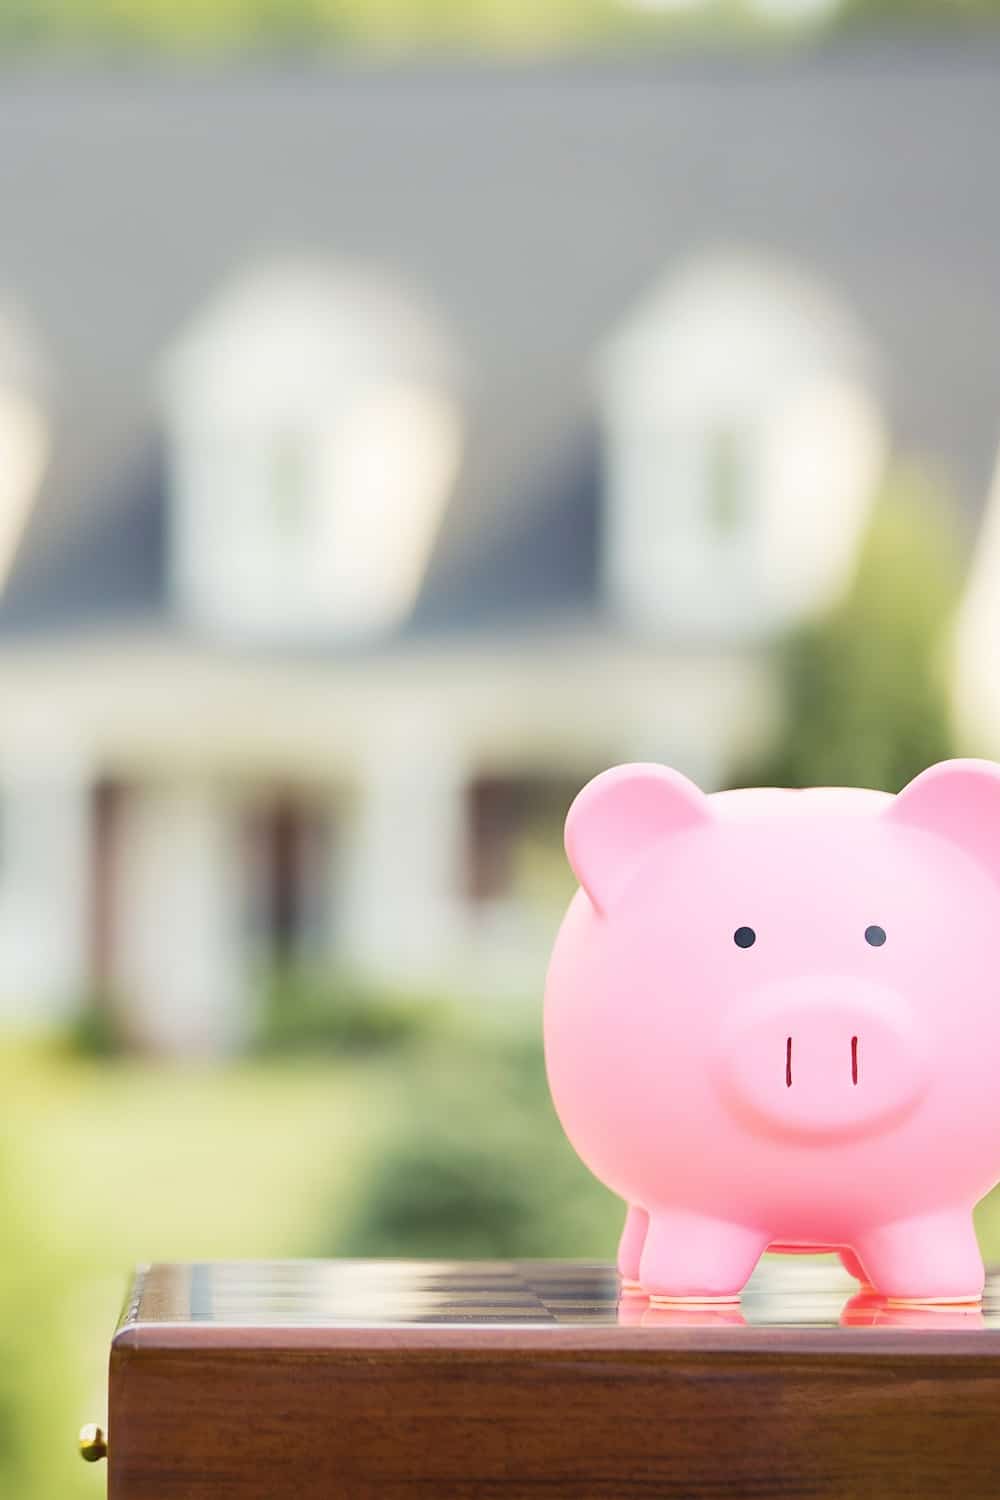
[0,48,998,1050]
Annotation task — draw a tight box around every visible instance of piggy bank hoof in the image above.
[885,1292,983,1307]
[648,1291,742,1306]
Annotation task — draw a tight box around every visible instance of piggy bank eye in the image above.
[733,926,756,949]
[865,925,887,947]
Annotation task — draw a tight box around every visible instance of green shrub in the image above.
[57,1000,125,1060]
[327,1027,621,1260]
[253,968,451,1057]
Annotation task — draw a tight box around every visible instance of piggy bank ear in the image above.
[888,758,1000,880]
[565,763,710,915]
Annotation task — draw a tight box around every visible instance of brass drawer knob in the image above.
[79,1424,108,1463]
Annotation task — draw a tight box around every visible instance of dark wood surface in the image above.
[108,1257,1000,1499]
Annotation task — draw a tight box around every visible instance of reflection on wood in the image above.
[119,1254,1000,1332]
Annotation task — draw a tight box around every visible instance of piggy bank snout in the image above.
[716,980,929,1141]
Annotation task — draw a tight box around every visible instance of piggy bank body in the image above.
[544,760,1000,1302]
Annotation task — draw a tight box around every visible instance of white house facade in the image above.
[0,246,890,1053]
[0,55,996,1053]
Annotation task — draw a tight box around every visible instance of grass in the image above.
[0,1040,399,1500]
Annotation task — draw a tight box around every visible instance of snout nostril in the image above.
[851,1035,859,1086]
[785,1035,792,1088]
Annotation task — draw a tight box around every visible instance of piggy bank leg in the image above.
[838,1247,871,1286]
[639,1210,769,1302]
[853,1211,984,1302]
[617,1205,649,1288]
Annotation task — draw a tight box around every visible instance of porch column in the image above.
[0,744,92,1025]
[341,732,467,988]
[114,781,247,1055]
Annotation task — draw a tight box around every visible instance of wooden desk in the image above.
[105,1257,1000,1498]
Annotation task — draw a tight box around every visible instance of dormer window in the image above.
[706,424,749,537]
[598,249,886,640]
[160,259,462,643]
[270,429,312,540]
[0,302,49,593]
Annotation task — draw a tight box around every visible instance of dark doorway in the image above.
[90,777,129,992]
[464,773,584,905]
[246,792,333,966]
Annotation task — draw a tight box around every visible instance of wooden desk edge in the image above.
[110,1320,1000,1358]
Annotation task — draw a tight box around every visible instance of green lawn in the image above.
[0,1043,400,1500]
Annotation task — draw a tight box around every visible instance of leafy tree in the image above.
[2,0,999,51]
[736,466,964,794]
[840,0,1000,23]
[0,0,628,50]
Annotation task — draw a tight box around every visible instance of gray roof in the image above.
[1,43,999,640]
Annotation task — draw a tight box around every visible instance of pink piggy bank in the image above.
[544,759,1000,1303]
